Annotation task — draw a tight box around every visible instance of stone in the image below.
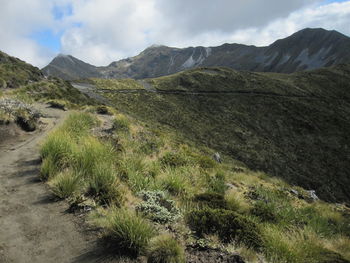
[213,152,222,163]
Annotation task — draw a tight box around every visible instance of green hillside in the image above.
[92,64,350,204]
[0,51,43,89]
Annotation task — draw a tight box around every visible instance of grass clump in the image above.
[87,162,125,206]
[74,136,116,178]
[262,226,350,263]
[49,170,81,199]
[60,112,97,138]
[147,235,185,263]
[112,114,130,133]
[187,208,263,249]
[136,191,180,223]
[205,171,227,194]
[160,152,189,167]
[103,208,156,256]
[160,168,190,197]
[40,131,75,179]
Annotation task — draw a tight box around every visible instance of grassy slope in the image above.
[40,110,350,263]
[92,65,350,204]
[0,51,43,89]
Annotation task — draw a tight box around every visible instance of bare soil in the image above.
[0,105,119,263]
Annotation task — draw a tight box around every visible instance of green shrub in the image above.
[160,152,189,167]
[193,192,227,209]
[193,154,217,169]
[96,105,112,115]
[186,208,263,249]
[105,208,156,256]
[87,163,125,206]
[206,171,227,194]
[252,200,279,223]
[147,235,185,263]
[47,100,67,110]
[49,170,81,199]
[136,191,180,223]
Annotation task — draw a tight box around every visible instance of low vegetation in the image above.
[40,107,350,262]
[93,65,350,204]
[147,235,185,263]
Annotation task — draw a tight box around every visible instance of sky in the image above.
[0,0,349,68]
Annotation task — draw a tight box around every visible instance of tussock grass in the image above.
[40,131,76,179]
[73,136,116,178]
[112,114,130,133]
[39,105,350,262]
[88,162,125,206]
[261,225,348,263]
[49,170,82,199]
[159,167,192,197]
[147,235,185,263]
[102,208,156,256]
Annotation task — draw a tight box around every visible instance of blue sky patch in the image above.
[30,30,62,52]
[52,4,73,20]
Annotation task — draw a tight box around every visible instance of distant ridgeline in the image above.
[42,28,350,80]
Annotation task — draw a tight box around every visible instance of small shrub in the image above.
[15,114,37,131]
[206,171,227,194]
[252,201,279,223]
[194,154,217,169]
[186,208,263,249]
[147,235,185,263]
[47,100,66,110]
[49,170,81,199]
[136,191,180,223]
[105,208,156,256]
[193,192,227,209]
[160,152,189,167]
[96,105,111,115]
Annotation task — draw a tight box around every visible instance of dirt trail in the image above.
[0,105,115,263]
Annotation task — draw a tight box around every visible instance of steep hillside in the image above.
[91,64,350,204]
[0,51,43,89]
[43,28,350,80]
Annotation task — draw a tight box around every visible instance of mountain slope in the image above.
[91,64,350,204]
[42,54,103,80]
[43,28,350,80]
[0,51,43,89]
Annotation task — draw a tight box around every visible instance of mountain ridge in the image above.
[42,28,350,80]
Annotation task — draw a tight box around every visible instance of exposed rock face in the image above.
[42,28,350,80]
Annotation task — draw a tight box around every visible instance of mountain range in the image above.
[42,28,350,80]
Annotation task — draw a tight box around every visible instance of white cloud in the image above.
[0,0,58,67]
[0,0,349,67]
[222,1,350,47]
